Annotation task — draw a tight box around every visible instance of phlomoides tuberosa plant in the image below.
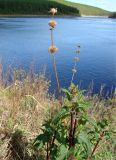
[33,8,114,160]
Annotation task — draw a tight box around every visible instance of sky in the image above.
[67,0,116,11]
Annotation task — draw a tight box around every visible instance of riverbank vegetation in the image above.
[0,7,115,160]
[0,0,110,16]
[0,67,115,160]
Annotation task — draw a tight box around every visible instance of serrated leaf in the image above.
[78,132,92,156]
[62,88,72,101]
[52,106,69,124]
[57,145,68,160]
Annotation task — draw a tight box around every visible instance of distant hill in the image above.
[56,0,110,16]
[0,0,111,16]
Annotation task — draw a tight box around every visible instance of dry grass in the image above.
[0,68,115,159]
[87,95,116,160]
[0,69,60,159]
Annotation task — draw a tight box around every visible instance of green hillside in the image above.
[55,0,110,16]
[0,0,110,16]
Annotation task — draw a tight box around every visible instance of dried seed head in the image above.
[74,57,80,62]
[48,46,58,53]
[76,45,81,54]
[77,50,80,54]
[48,20,57,28]
[50,8,57,15]
[72,68,77,73]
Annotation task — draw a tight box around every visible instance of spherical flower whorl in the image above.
[76,50,80,54]
[50,8,57,15]
[69,84,78,96]
[76,45,81,54]
[48,20,57,28]
[48,46,58,53]
[72,68,77,73]
[74,57,80,62]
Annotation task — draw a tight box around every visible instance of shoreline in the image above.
[0,14,108,18]
[0,14,79,18]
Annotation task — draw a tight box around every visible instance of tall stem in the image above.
[52,54,60,94]
[88,131,105,160]
[46,142,49,160]
[71,61,77,84]
[50,27,60,94]
[69,108,77,149]
[71,46,80,84]
[51,28,54,46]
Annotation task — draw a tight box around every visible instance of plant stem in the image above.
[46,142,50,160]
[49,131,56,155]
[73,112,77,139]
[50,28,54,46]
[50,27,60,94]
[52,54,60,94]
[47,132,56,160]
[69,108,77,149]
[88,131,105,160]
[71,61,77,84]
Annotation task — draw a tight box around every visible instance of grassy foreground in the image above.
[0,69,115,159]
[0,0,110,16]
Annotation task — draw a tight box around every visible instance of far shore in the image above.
[0,14,108,18]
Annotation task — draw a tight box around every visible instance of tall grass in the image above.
[0,67,60,159]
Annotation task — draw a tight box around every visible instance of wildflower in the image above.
[72,68,77,73]
[74,57,80,62]
[50,8,57,15]
[69,84,78,95]
[48,20,57,28]
[48,46,58,53]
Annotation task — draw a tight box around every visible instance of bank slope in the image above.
[0,0,110,16]
[54,0,110,16]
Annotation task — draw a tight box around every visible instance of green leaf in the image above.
[57,145,68,160]
[78,132,92,156]
[78,101,91,109]
[33,134,46,149]
[86,116,98,129]
[52,106,69,124]
[62,88,72,101]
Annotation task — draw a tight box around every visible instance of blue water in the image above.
[0,17,116,95]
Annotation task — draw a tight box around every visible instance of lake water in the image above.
[0,17,116,96]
